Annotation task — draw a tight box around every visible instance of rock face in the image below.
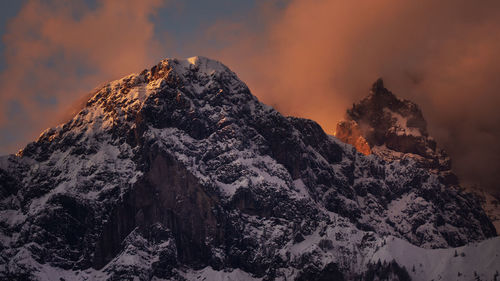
[337,79,457,186]
[469,186,500,233]
[336,78,500,237]
[0,57,497,280]
[334,121,371,155]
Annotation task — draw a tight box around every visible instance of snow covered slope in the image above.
[0,57,497,280]
[372,236,500,281]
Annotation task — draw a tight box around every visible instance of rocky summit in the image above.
[335,78,500,235]
[336,79,457,186]
[0,57,498,280]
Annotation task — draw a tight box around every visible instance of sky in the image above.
[0,0,499,194]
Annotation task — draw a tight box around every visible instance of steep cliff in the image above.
[0,57,497,280]
[335,78,500,234]
[336,78,457,185]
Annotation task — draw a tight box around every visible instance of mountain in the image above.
[335,78,500,233]
[335,79,456,185]
[0,57,498,280]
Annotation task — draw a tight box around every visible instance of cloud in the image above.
[2,0,499,194]
[0,0,166,152]
[208,0,500,193]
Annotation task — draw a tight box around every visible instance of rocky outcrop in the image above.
[334,120,371,155]
[336,78,457,186]
[0,58,496,280]
[335,79,500,238]
[468,186,500,233]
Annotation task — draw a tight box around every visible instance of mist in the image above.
[209,0,500,194]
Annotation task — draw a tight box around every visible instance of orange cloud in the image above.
[0,0,166,150]
[209,0,500,193]
[2,0,500,194]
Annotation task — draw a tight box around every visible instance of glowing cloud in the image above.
[0,0,166,151]
[210,0,500,192]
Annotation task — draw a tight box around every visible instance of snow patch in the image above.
[182,266,261,281]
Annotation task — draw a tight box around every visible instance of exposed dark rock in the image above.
[0,58,496,280]
[337,78,457,185]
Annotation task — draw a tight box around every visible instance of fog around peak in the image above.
[1,0,499,193]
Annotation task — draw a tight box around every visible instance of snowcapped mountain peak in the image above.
[1,58,497,280]
[139,56,235,85]
[19,56,252,159]
[82,55,241,111]
[184,56,229,74]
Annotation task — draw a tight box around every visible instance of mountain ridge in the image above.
[335,77,500,233]
[0,56,497,280]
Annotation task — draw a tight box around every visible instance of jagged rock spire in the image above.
[371,78,385,93]
[337,78,457,185]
